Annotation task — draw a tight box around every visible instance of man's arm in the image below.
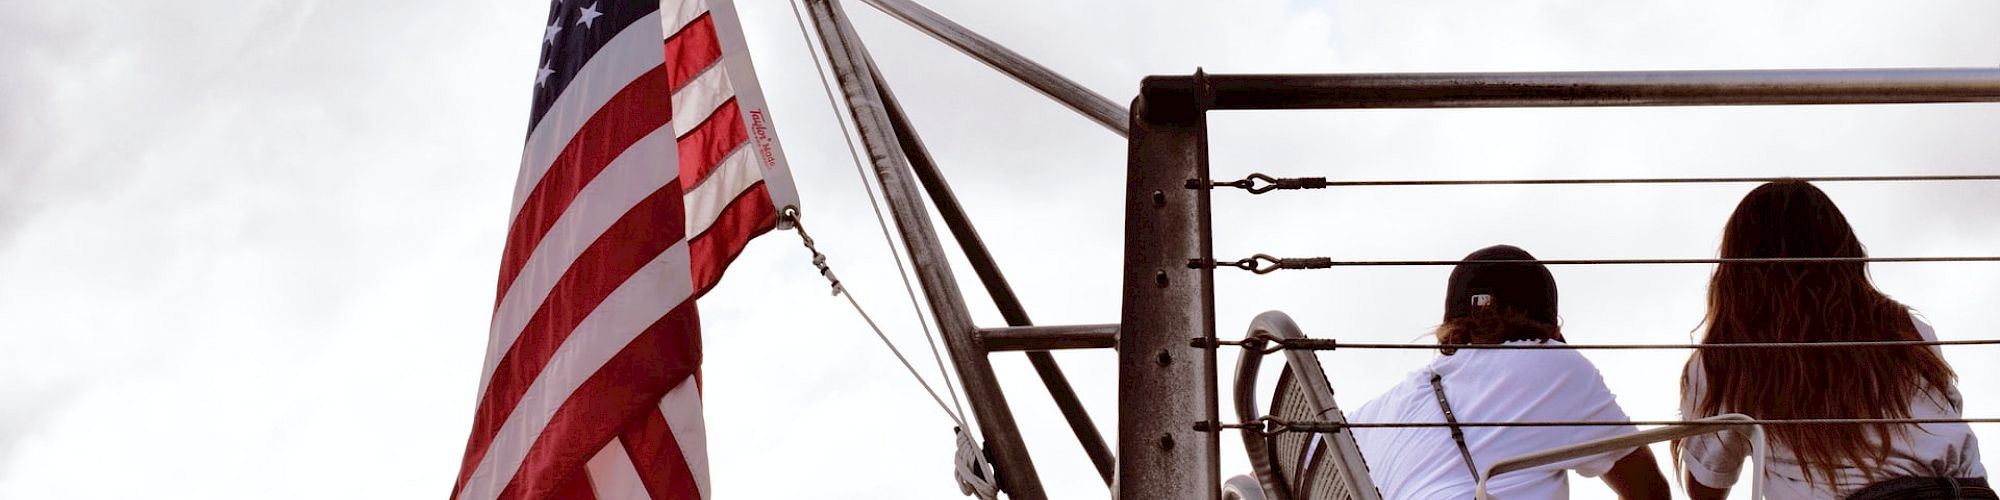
[1600,447,1671,500]
[1683,470,1731,500]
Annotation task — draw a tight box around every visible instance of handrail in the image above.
[1474,413,1768,500]
[1142,68,2000,112]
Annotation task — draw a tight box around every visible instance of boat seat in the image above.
[1232,311,1382,500]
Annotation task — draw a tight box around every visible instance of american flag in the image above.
[453,1,798,499]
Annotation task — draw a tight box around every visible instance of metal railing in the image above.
[1121,68,2000,499]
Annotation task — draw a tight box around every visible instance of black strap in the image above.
[1430,371,1481,482]
[1845,476,1995,500]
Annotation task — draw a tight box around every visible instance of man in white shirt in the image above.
[1348,245,1669,500]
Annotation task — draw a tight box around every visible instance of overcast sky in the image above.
[3,1,1998,499]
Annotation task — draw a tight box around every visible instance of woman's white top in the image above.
[1679,318,1986,499]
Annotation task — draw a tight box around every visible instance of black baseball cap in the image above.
[1443,244,1559,326]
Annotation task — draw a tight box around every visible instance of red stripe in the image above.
[493,303,703,500]
[494,65,676,307]
[457,182,690,495]
[662,13,721,93]
[688,183,777,299]
[555,470,598,500]
[620,408,703,500]
[676,98,746,187]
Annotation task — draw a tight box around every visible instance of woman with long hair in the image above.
[1350,244,1669,500]
[1678,180,1989,499]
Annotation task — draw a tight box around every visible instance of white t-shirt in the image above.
[1350,340,1640,500]
[1678,318,1987,499]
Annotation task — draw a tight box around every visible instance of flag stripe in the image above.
[662,13,722,93]
[670,65,735,138]
[621,407,704,500]
[662,0,708,42]
[586,439,652,500]
[488,299,703,500]
[459,244,698,500]
[496,65,675,305]
[556,470,601,500]
[484,124,680,395]
[684,147,761,239]
[689,183,776,297]
[462,183,689,492]
[676,98,747,190]
[658,377,711,499]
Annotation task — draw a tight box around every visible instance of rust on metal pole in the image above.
[802,1,1046,498]
[1118,75,1219,499]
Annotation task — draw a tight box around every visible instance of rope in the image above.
[786,0,969,426]
[1203,173,2000,193]
[788,209,968,430]
[1199,254,2000,274]
[1208,336,2000,352]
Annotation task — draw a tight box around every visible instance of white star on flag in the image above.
[536,63,554,87]
[544,21,562,45]
[576,3,602,28]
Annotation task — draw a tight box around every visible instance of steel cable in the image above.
[785,0,970,427]
[1203,173,2000,194]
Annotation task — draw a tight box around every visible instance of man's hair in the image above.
[1435,306,1561,355]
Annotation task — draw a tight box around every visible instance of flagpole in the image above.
[857,0,1130,137]
[802,1,1050,498]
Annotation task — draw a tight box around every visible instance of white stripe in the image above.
[511,10,666,223]
[586,439,651,500]
[663,0,708,40]
[683,147,759,239]
[660,378,711,500]
[481,125,680,393]
[458,243,695,500]
[670,64,735,136]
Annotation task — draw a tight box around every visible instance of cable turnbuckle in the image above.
[1193,254,1335,274]
[1193,173,1329,194]
[786,208,845,296]
[1195,334,1295,354]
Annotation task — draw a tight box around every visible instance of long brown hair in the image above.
[1679,180,1955,485]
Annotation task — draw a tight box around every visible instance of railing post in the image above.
[1118,77,1218,499]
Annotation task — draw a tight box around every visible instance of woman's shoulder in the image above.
[1910,313,1938,341]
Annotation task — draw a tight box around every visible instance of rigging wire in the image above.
[788,208,967,431]
[1219,416,2000,436]
[785,0,969,428]
[1201,172,2000,194]
[1198,254,2000,274]
[1207,335,2000,353]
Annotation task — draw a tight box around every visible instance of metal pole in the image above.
[978,324,1120,351]
[857,0,1130,137]
[1119,85,1219,498]
[1141,68,2000,110]
[802,1,1047,498]
[868,58,1119,485]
